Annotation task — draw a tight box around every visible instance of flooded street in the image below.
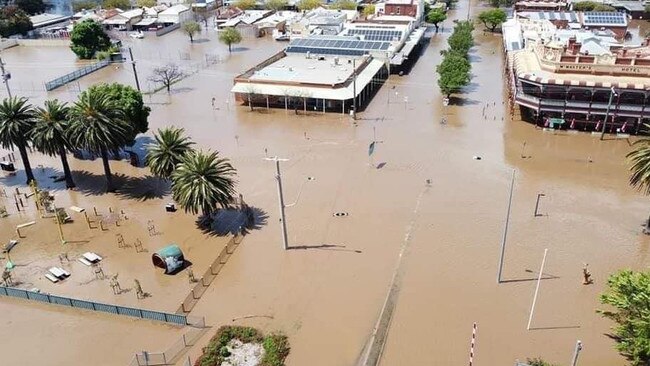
[1,1,649,365]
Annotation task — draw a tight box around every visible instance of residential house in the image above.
[103,8,144,30]
[157,4,192,26]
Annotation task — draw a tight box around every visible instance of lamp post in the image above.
[264,156,314,250]
[497,170,516,283]
[570,340,583,366]
[0,57,12,98]
[600,87,617,140]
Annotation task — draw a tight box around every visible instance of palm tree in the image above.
[145,127,195,180]
[171,150,237,216]
[627,135,650,232]
[31,100,76,189]
[68,89,130,192]
[0,97,35,184]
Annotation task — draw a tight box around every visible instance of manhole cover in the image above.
[333,212,348,217]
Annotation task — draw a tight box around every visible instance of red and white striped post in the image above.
[469,322,478,366]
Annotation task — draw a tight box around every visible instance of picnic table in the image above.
[48,266,70,279]
[78,252,102,266]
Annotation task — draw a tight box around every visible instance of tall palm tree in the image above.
[145,127,195,180]
[627,136,650,232]
[31,100,75,189]
[0,97,36,184]
[68,89,130,192]
[171,150,237,216]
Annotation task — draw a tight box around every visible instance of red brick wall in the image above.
[384,4,417,17]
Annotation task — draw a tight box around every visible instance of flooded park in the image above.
[1,0,650,365]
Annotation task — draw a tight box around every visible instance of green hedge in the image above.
[195,326,290,366]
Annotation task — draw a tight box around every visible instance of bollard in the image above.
[18,197,24,208]
[116,218,120,227]
[209,265,215,275]
[201,277,206,287]
[14,201,20,212]
[181,302,187,312]
[93,207,99,216]
[109,207,113,213]
[100,220,107,231]
[191,289,197,300]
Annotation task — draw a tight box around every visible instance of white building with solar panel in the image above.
[231,19,426,114]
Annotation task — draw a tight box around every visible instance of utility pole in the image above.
[497,170,516,283]
[128,48,141,92]
[352,58,357,120]
[600,87,616,140]
[570,340,583,366]
[0,57,12,98]
[266,157,289,250]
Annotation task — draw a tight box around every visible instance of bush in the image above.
[261,334,290,366]
[195,326,290,366]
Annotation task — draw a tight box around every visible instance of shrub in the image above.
[261,333,290,366]
[195,326,266,366]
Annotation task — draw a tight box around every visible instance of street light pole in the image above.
[527,248,548,330]
[0,57,12,98]
[268,157,289,250]
[570,340,583,366]
[497,170,516,283]
[600,87,617,140]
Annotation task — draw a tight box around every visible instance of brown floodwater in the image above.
[1,3,649,366]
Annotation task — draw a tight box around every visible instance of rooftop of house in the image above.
[159,4,190,15]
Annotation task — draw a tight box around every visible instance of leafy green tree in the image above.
[478,8,507,32]
[86,83,150,146]
[427,9,447,32]
[183,21,201,43]
[265,0,287,10]
[68,88,131,192]
[362,4,375,17]
[297,0,321,11]
[437,51,471,97]
[102,0,129,9]
[219,27,242,52]
[72,0,99,12]
[0,97,35,184]
[193,7,211,27]
[0,6,33,37]
[330,0,357,10]
[171,150,237,216]
[137,0,156,7]
[145,127,195,180]
[235,0,256,9]
[572,1,597,11]
[598,269,650,366]
[70,19,111,59]
[31,100,75,189]
[15,0,46,15]
[447,30,473,54]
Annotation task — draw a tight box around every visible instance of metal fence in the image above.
[177,234,243,314]
[0,286,192,326]
[127,326,207,366]
[44,59,110,91]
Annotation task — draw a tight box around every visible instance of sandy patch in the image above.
[222,339,265,366]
